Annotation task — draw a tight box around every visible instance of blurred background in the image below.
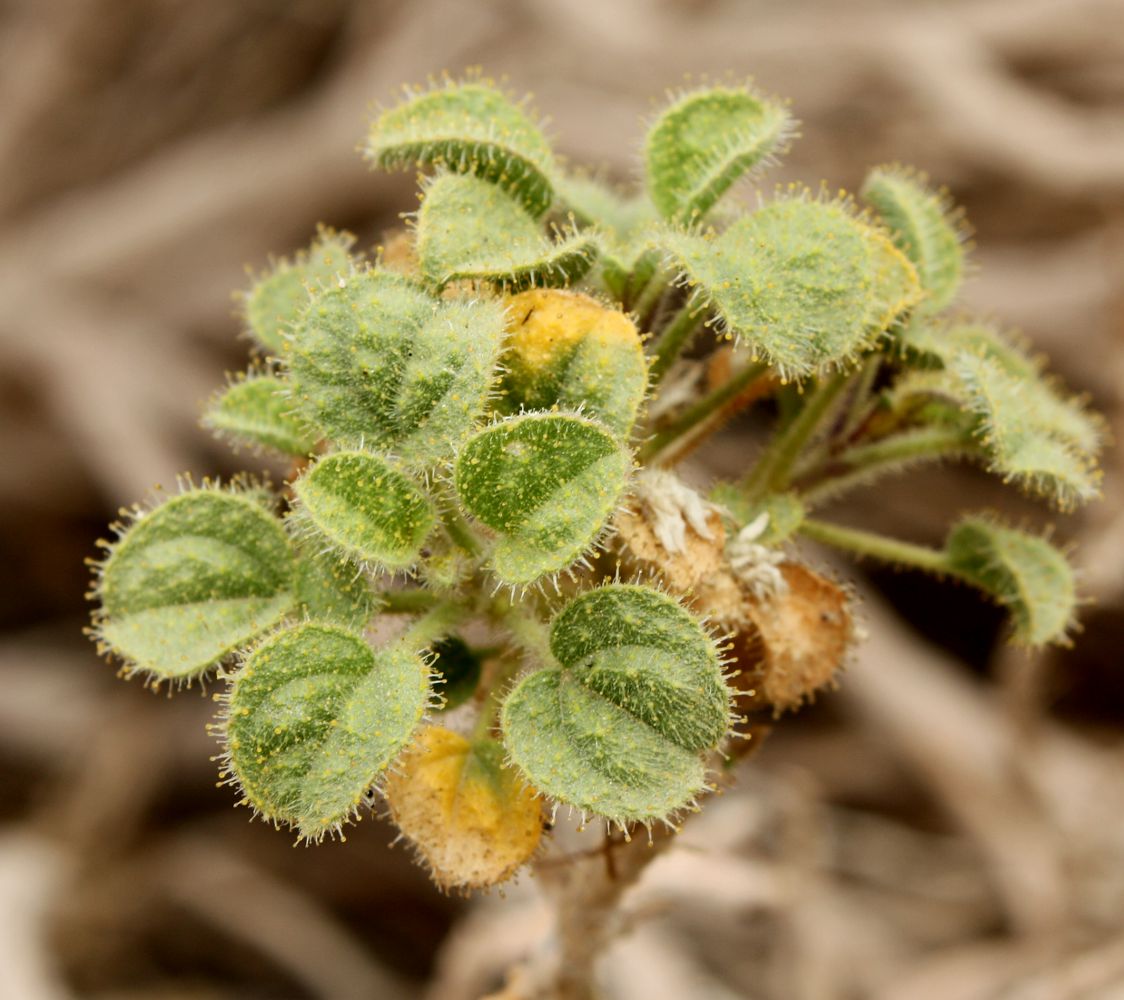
[1,1,1122,997]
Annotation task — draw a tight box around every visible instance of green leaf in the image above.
[662,197,922,378]
[92,488,296,683]
[415,173,595,292]
[202,373,319,456]
[292,451,436,572]
[292,543,378,630]
[554,173,658,287]
[952,351,1100,508]
[862,166,965,315]
[224,622,430,839]
[287,269,505,468]
[645,84,793,223]
[454,413,631,586]
[365,77,556,217]
[946,517,1075,646]
[502,584,729,823]
[500,288,648,436]
[243,229,356,354]
[711,486,805,544]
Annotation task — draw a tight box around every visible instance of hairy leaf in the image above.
[292,451,435,572]
[203,373,319,456]
[92,489,295,682]
[224,622,430,839]
[500,289,648,436]
[287,269,505,467]
[952,352,1100,508]
[554,173,658,288]
[416,173,595,291]
[385,726,541,890]
[662,197,921,378]
[862,166,965,314]
[645,84,793,223]
[365,77,556,217]
[946,517,1075,646]
[292,543,378,630]
[243,229,355,354]
[454,413,631,586]
[502,584,729,823]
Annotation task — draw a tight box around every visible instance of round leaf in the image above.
[416,173,595,292]
[862,166,965,315]
[365,77,556,216]
[385,726,541,890]
[225,622,430,839]
[92,489,296,683]
[500,289,648,436]
[662,197,921,379]
[244,229,355,354]
[502,585,729,823]
[454,414,631,586]
[203,373,319,456]
[645,84,793,223]
[288,269,505,468]
[292,451,435,572]
[946,517,1075,646]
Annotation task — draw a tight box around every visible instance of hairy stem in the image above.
[646,297,705,386]
[799,425,973,507]
[840,353,882,440]
[742,370,849,497]
[799,517,953,575]
[639,360,770,463]
[400,601,466,649]
[379,588,443,613]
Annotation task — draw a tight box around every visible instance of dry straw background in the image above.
[1,1,1123,997]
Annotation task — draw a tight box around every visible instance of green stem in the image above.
[624,251,659,311]
[742,370,849,497]
[400,600,466,649]
[799,426,972,507]
[379,588,443,613]
[647,297,705,386]
[799,518,953,575]
[630,270,667,327]
[639,360,770,463]
[840,354,882,440]
[440,504,482,557]
[471,654,524,742]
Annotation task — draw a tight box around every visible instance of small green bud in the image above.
[365,76,557,217]
[454,413,631,586]
[862,166,966,315]
[202,371,319,457]
[946,517,1076,646]
[645,83,793,223]
[502,584,729,824]
[291,451,436,573]
[415,173,596,292]
[91,487,296,683]
[223,622,430,840]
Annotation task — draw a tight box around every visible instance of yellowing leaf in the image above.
[385,726,541,891]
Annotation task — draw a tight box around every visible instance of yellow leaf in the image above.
[385,726,542,891]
